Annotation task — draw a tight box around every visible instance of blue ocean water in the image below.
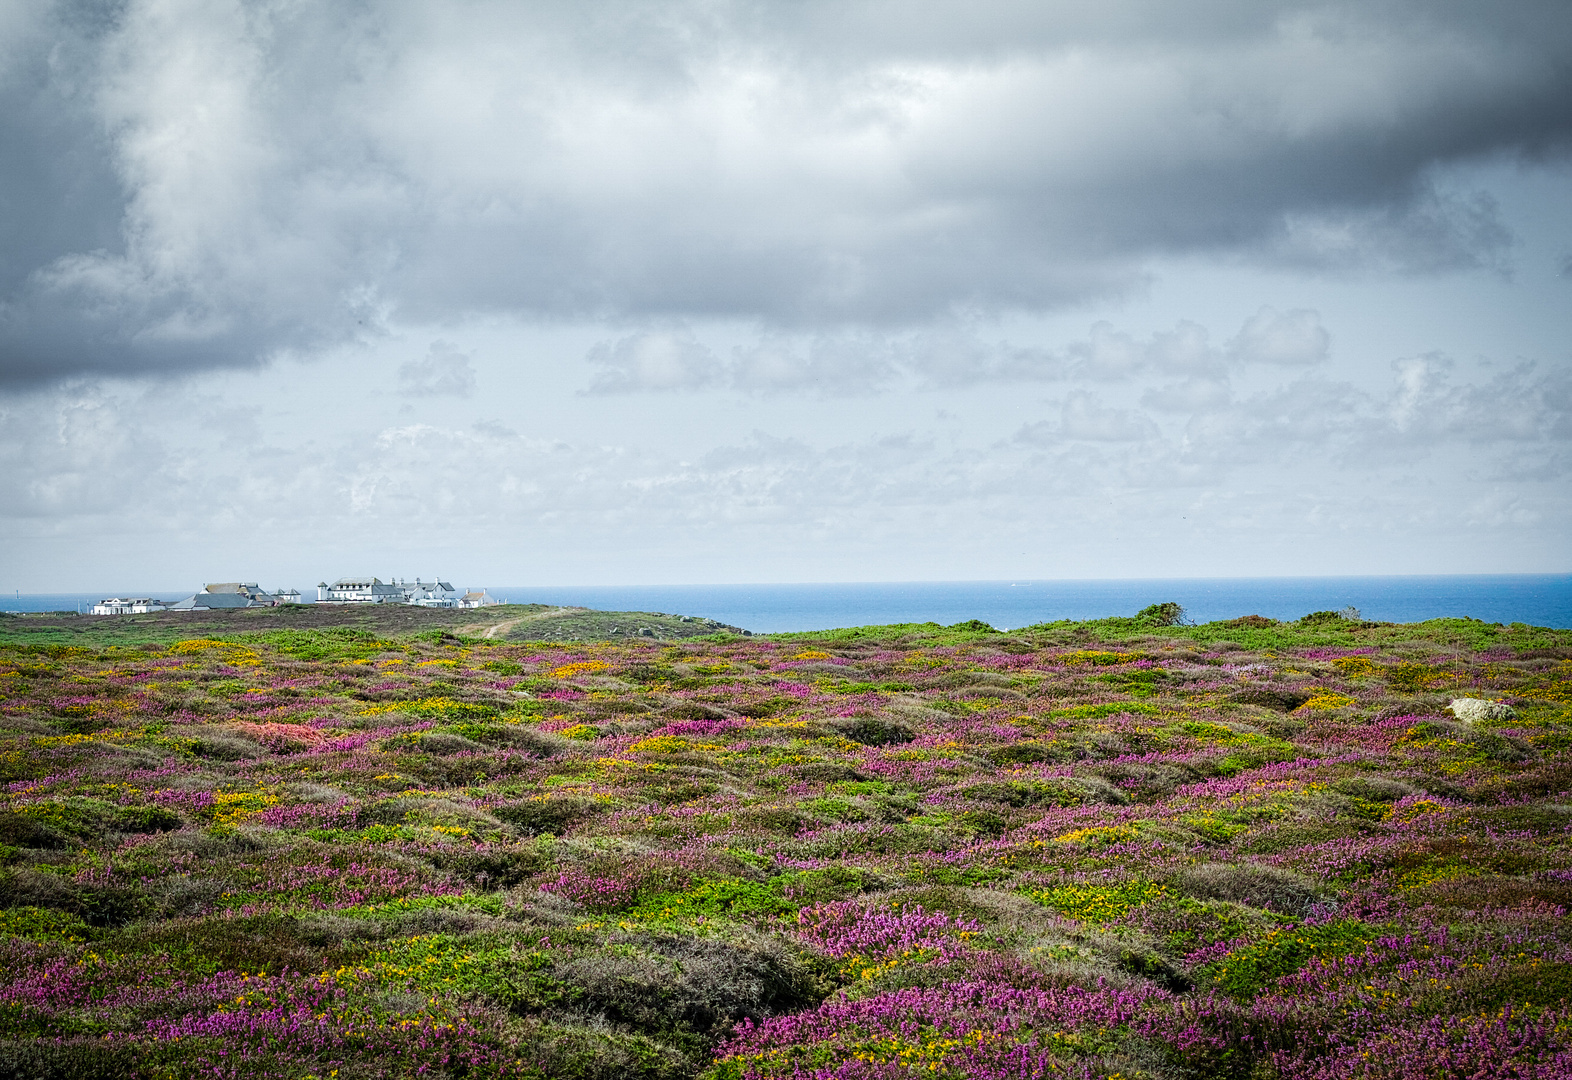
[489,576,1572,632]
[5,576,1569,631]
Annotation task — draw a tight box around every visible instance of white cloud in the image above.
[399,341,477,397]
[1069,321,1221,381]
[1141,377,1233,413]
[1,337,1568,588]
[1016,392,1159,444]
[1376,355,1572,447]
[1226,307,1329,366]
[580,309,1343,394]
[586,329,723,393]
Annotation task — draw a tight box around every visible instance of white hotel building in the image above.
[316,578,466,606]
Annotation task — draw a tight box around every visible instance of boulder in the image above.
[1450,697,1517,724]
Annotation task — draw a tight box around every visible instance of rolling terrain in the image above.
[0,607,1568,1078]
[0,603,745,648]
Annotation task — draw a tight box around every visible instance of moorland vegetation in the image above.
[0,605,1569,1079]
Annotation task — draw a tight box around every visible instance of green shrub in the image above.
[1136,603,1186,627]
[629,879,794,922]
[1465,960,1572,1010]
[1050,702,1162,719]
[735,697,795,718]
[775,866,885,904]
[0,906,92,942]
[513,1020,691,1080]
[364,934,568,1010]
[955,780,1082,807]
[0,813,70,850]
[0,1038,155,1080]
[241,627,390,661]
[1023,879,1169,922]
[1199,920,1376,998]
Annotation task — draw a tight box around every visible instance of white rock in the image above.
[1450,697,1517,724]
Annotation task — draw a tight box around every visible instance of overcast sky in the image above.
[2,0,1569,593]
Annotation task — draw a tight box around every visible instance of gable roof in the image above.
[166,592,257,610]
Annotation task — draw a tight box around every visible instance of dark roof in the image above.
[166,593,257,610]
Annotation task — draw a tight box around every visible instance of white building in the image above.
[317,577,408,603]
[457,590,502,608]
[91,597,169,615]
[317,576,469,605]
[402,579,460,607]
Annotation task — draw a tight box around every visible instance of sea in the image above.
[5,575,1570,632]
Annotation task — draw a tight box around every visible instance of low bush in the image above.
[495,797,601,836]
[556,932,821,1049]
[1197,920,1377,998]
[1174,862,1328,915]
[1136,603,1186,627]
[823,716,914,746]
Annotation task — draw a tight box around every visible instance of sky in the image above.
[1,0,1570,594]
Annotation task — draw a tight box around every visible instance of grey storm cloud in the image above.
[3,0,1572,385]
